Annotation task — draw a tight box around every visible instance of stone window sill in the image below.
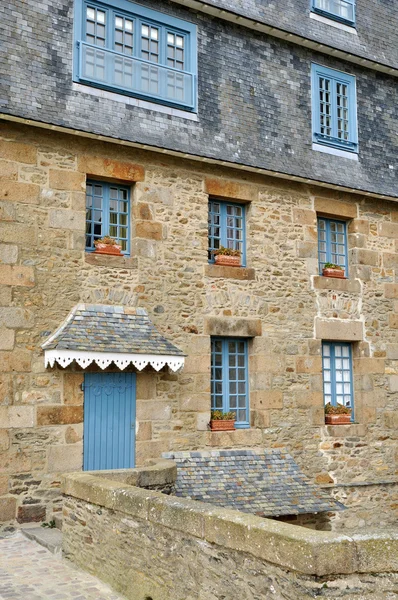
[205,264,255,280]
[85,253,138,269]
[313,275,360,293]
[323,423,366,437]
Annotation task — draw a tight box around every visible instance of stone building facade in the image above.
[0,0,397,528]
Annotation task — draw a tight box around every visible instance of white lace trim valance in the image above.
[44,349,185,372]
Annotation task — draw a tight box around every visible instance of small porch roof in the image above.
[41,304,185,372]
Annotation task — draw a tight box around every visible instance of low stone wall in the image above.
[62,469,398,600]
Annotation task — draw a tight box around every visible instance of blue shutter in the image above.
[208,200,247,266]
[322,342,354,420]
[83,372,136,470]
[74,0,197,111]
[211,338,249,428]
[311,64,358,152]
[317,217,348,275]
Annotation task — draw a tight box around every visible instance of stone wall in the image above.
[1,120,398,527]
[1,0,398,197]
[61,472,398,600]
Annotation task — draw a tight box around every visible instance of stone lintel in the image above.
[313,276,361,293]
[205,178,258,202]
[204,264,255,280]
[78,155,145,181]
[85,253,138,269]
[204,317,262,337]
[315,318,363,341]
[314,197,357,219]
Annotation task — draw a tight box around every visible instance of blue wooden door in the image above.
[83,372,136,471]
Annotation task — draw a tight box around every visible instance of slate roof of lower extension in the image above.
[162,449,344,517]
[41,304,185,356]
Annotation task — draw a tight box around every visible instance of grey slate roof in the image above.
[162,449,344,517]
[41,304,185,356]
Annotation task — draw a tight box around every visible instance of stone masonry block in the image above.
[295,356,322,373]
[0,329,15,350]
[204,317,261,338]
[0,497,17,522]
[386,344,398,360]
[0,307,33,328]
[0,265,34,287]
[78,155,145,181]
[315,318,363,341]
[295,391,323,408]
[136,401,171,421]
[349,248,379,266]
[0,223,37,245]
[385,284,398,299]
[297,241,317,258]
[136,372,157,399]
[389,314,398,329]
[314,197,357,219]
[0,244,18,264]
[0,405,35,428]
[0,201,17,222]
[47,444,83,473]
[250,355,284,374]
[17,503,46,523]
[0,429,9,452]
[378,222,398,238]
[348,219,370,235]
[183,355,210,374]
[135,221,163,240]
[252,390,283,409]
[0,159,18,179]
[204,264,256,281]
[313,276,361,293]
[49,170,86,191]
[383,253,398,269]
[293,208,316,225]
[0,182,40,204]
[250,409,270,428]
[205,178,258,202]
[0,476,8,495]
[0,140,36,164]
[37,406,83,426]
[353,358,385,374]
[63,373,84,405]
[0,350,32,372]
[49,209,85,230]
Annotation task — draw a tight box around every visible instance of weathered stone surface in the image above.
[204,317,261,337]
[0,244,18,264]
[47,444,83,473]
[0,307,33,328]
[0,350,32,372]
[37,406,83,426]
[49,170,85,191]
[383,253,398,269]
[349,248,379,266]
[17,504,46,524]
[0,329,14,350]
[0,497,17,521]
[205,178,258,202]
[0,265,34,287]
[315,318,364,341]
[135,221,163,240]
[204,264,256,280]
[63,373,84,405]
[313,276,361,293]
[315,197,357,219]
[0,406,34,428]
[77,156,144,181]
[385,284,398,299]
[48,209,85,230]
[378,222,398,238]
[0,182,40,204]
[0,141,36,164]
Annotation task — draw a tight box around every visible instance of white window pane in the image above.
[97,10,105,23]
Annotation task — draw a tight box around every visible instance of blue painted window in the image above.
[322,342,354,418]
[208,200,246,266]
[311,0,356,26]
[318,217,348,274]
[211,338,249,428]
[86,180,130,253]
[74,0,197,110]
[311,64,358,152]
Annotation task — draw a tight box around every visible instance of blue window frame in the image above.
[86,180,130,254]
[318,217,348,275]
[208,200,246,266]
[73,0,197,111]
[311,0,356,27]
[211,338,249,428]
[322,342,354,419]
[311,64,358,153]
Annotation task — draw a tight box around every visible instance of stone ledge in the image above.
[85,253,138,269]
[322,423,367,438]
[204,264,255,280]
[62,470,398,577]
[313,276,361,293]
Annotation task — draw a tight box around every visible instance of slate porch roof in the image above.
[163,449,344,517]
[42,304,184,356]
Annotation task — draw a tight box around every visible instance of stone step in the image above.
[21,527,62,556]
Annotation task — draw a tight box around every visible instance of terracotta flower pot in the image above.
[325,413,351,425]
[94,243,123,256]
[322,268,345,279]
[215,254,241,267]
[209,419,236,431]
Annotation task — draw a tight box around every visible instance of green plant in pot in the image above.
[322,262,345,279]
[325,402,351,425]
[209,410,236,431]
[94,236,123,256]
[212,246,241,267]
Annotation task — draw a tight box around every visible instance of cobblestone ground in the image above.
[0,532,125,600]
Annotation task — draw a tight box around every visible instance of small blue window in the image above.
[311,0,356,27]
[311,64,358,153]
[86,180,130,254]
[322,342,354,419]
[74,0,197,111]
[211,338,249,428]
[318,217,348,275]
[208,200,246,266]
